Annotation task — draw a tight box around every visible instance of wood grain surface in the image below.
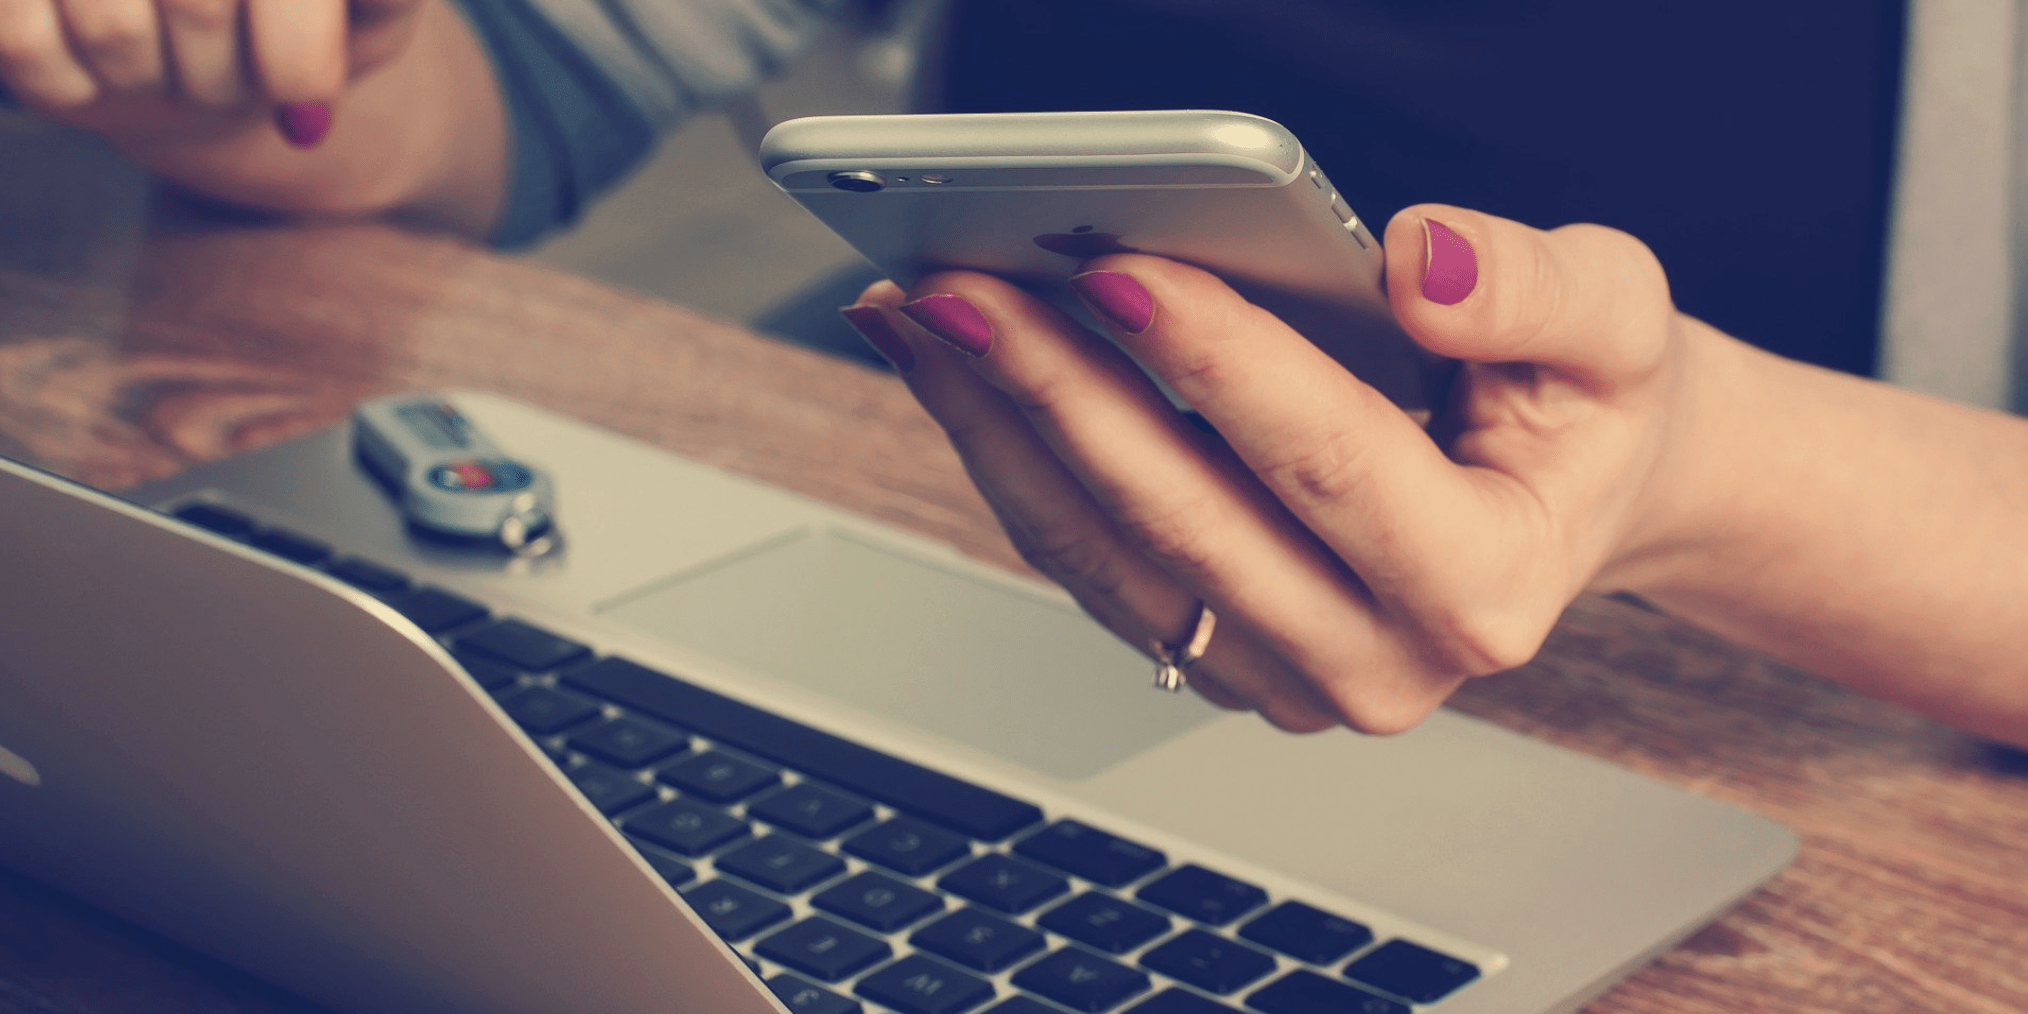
[0,211,2022,1014]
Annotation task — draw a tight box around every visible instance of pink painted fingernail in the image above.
[839,304,915,373]
[899,293,993,357]
[275,102,333,148]
[1071,270,1155,333]
[1421,219,1478,305]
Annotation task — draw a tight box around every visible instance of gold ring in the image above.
[1149,603,1216,693]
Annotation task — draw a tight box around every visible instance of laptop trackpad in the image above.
[596,528,1218,781]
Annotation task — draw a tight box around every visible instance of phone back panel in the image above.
[763,111,1433,408]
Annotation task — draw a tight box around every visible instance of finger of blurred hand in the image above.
[55,0,163,93]
[159,0,247,107]
[0,0,98,107]
[843,282,1341,732]
[244,0,342,103]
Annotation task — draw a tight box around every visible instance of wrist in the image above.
[1587,312,1767,601]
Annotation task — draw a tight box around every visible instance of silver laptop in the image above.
[0,391,1794,1014]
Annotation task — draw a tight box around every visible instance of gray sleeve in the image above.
[521,0,847,132]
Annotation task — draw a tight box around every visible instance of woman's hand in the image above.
[843,205,1711,734]
[0,0,426,147]
[0,0,504,236]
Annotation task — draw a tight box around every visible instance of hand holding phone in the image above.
[836,202,1692,735]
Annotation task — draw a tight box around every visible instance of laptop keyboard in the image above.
[170,502,1485,1014]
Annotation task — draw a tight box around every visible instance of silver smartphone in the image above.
[760,109,1433,409]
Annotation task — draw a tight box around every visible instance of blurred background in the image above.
[520,15,918,367]
[0,0,1939,394]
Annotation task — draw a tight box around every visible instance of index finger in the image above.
[0,0,99,108]
[244,0,344,102]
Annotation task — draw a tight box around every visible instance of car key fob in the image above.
[352,394,560,557]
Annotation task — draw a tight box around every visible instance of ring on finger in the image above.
[1149,602,1216,692]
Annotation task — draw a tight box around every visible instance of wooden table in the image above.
[0,204,2023,1014]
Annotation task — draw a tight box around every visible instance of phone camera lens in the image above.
[828,171,886,193]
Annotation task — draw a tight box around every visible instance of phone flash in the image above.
[920,173,953,184]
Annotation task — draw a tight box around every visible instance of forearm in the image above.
[111,1,505,237]
[1628,321,2028,745]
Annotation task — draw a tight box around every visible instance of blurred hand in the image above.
[844,205,1704,734]
[0,0,427,146]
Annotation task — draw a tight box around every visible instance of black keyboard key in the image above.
[681,879,790,941]
[565,656,1042,840]
[1137,866,1267,927]
[842,817,971,876]
[659,750,779,802]
[568,716,690,768]
[1126,990,1241,1014]
[749,783,875,839]
[625,798,748,856]
[1015,820,1166,887]
[1238,902,1371,965]
[856,954,996,1014]
[626,840,696,887]
[1343,940,1479,1004]
[173,502,254,538]
[715,835,846,895]
[1245,971,1407,1014]
[1140,930,1275,995]
[681,880,782,940]
[249,526,332,565]
[769,974,864,1014]
[1037,893,1170,954]
[393,586,488,633]
[496,686,602,734]
[911,908,1047,973]
[566,760,656,815]
[755,917,892,982]
[450,648,521,691]
[456,619,590,672]
[813,871,942,932]
[1012,948,1151,1012]
[322,556,410,595]
[940,854,1069,915]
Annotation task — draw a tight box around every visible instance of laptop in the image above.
[0,390,1795,1014]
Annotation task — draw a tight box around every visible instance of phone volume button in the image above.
[1328,192,1355,225]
